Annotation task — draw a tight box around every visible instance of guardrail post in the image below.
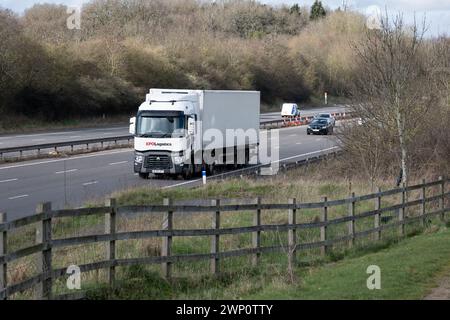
[210,199,220,275]
[162,198,173,280]
[321,197,328,256]
[252,197,262,267]
[0,213,7,300]
[374,188,382,240]
[288,198,297,266]
[348,193,355,247]
[35,202,52,300]
[399,184,406,237]
[439,176,445,221]
[421,179,426,227]
[105,198,117,287]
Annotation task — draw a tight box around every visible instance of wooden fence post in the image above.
[399,184,406,237]
[439,176,445,222]
[348,193,355,247]
[105,198,117,287]
[162,198,173,279]
[288,198,297,266]
[252,197,261,267]
[0,213,7,300]
[35,202,52,300]
[210,199,220,275]
[374,188,382,241]
[321,197,328,256]
[421,179,426,227]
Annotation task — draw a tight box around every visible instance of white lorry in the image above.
[129,89,260,179]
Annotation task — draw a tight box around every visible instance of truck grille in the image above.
[144,155,171,169]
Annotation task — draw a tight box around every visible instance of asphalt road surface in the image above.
[0,124,341,221]
[0,105,348,149]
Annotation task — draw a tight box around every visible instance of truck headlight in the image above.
[173,156,184,165]
[135,155,144,163]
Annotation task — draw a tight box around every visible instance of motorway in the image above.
[0,105,347,149]
[0,124,341,221]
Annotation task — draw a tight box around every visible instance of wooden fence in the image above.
[0,177,448,300]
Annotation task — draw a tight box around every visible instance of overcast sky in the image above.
[1,0,449,36]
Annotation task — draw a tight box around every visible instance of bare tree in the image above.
[337,121,390,188]
[349,13,436,185]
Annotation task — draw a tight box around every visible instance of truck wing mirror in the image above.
[129,117,136,135]
[188,117,195,135]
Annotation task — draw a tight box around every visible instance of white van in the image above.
[281,103,300,117]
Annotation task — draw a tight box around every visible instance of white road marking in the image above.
[0,149,133,171]
[70,136,82,138]
[296,142,302,145]
[55,169,78,174]
[9,194,29,200]
[83,181,99,186]
[32,139,46,142]
[109,161,128,166]
[0,178,18,183]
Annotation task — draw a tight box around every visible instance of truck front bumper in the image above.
[134,151,185,175]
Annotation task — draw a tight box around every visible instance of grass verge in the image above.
[248,227,450,300]
[5,159,447,299]
[84,226,450,300]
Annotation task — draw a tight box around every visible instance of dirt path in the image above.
[424,276,450,300]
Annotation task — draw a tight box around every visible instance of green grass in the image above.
[83,227,450,300]
[247,227,450,300]
[114,179,277,206]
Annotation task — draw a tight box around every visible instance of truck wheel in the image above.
[207,163,216,176]
[183,165,194,179]
[139,173,149,179]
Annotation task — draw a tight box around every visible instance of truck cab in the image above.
[130,90,198,179]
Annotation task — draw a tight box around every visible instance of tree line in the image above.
[1,0,356,122]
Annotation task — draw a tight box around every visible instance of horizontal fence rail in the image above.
[1,175,446,300]
[0,112,352,161]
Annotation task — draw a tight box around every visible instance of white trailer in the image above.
[130,89,260,179]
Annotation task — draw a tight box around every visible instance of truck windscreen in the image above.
[137,112,185,138]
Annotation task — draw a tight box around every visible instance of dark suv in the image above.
[307,119,334,135]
